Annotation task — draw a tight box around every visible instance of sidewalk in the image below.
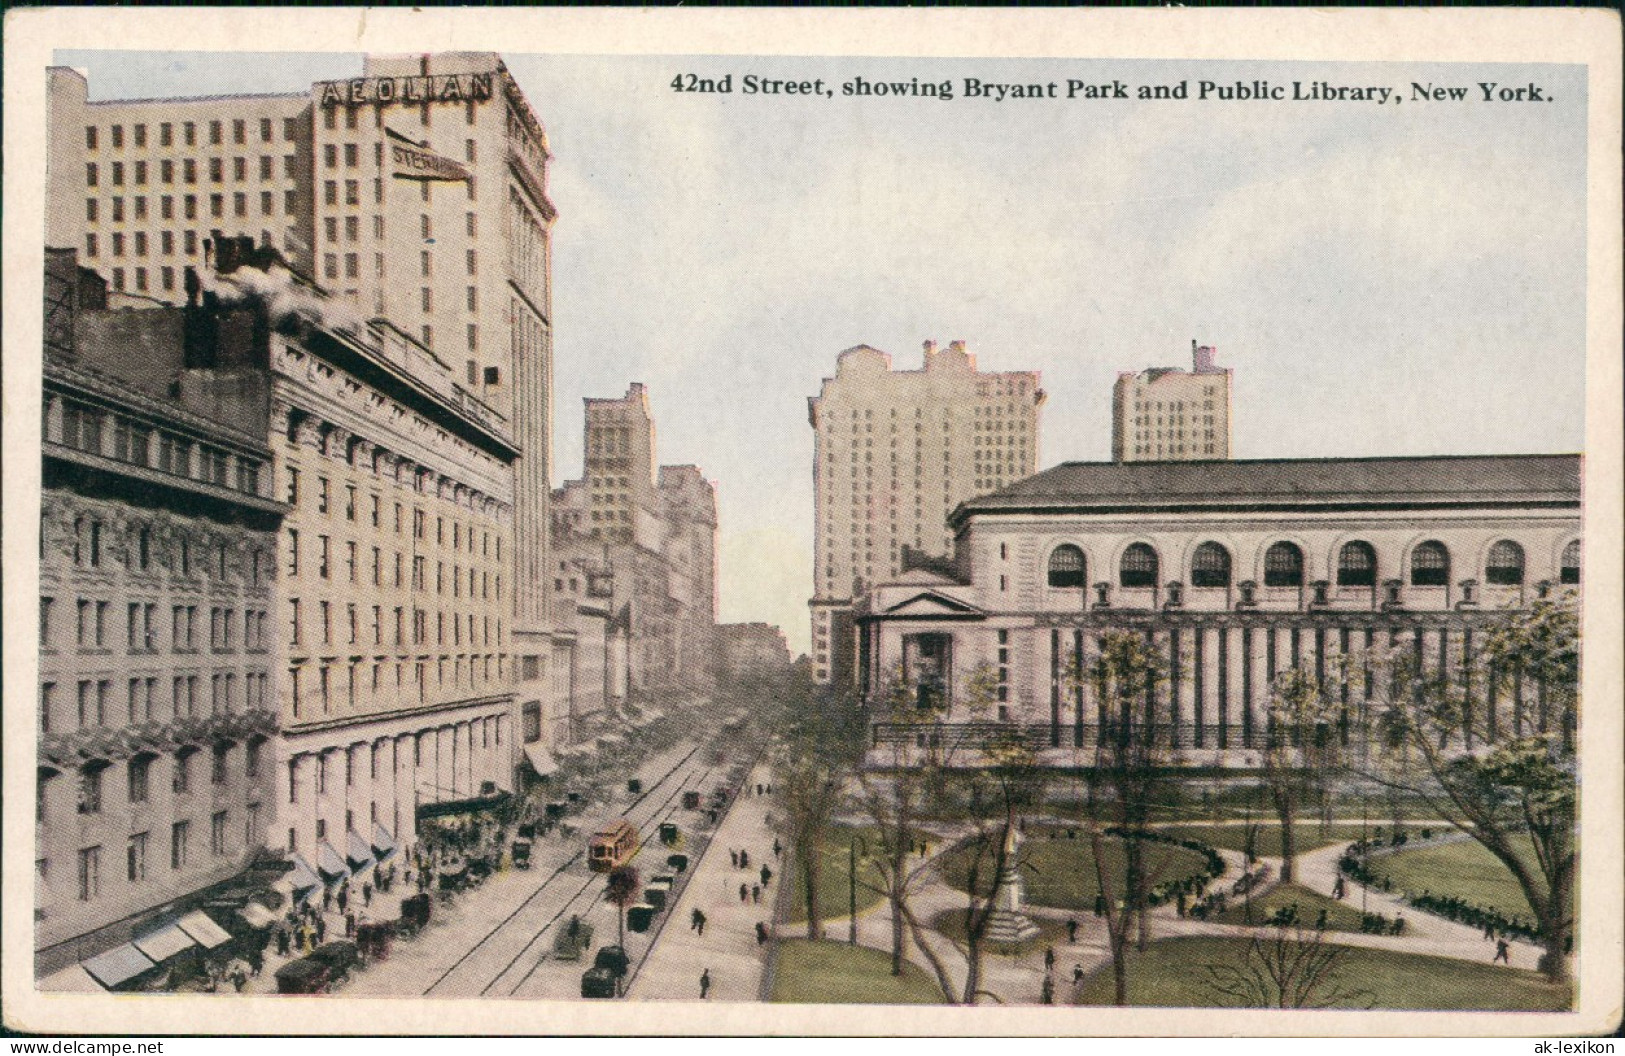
[626,763,778,1001]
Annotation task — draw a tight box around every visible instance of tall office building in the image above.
[1112,341,1232,462]
[46,50,558,674]
[807,340,1044,684]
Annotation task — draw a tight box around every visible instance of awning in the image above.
[346,829,375,871]
[176,910,233,949]
[288,853,322,892]
[523,743,557,776]
[238,902,278,928]
[597,733,627,748]
[131,921,197,964]
[40,963,107,993]
[82,944,156,989]
[316,840,350,882]
[371,822,396,860]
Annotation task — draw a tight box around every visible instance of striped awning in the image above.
[371,822,396,859]
[288,853,322,892]
[176,910,233,949]
[346,829,374,871]
[238,902,278,928]
[82,944,156,989]
[523,743,558,776]
[131,922,196,963]
[316,840,350,882]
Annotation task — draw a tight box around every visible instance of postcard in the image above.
[3,6,1620,1038]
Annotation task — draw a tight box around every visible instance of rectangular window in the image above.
[212,811,229,855]
[78,846,101,901]
[127,832,148,882]
[171,821,190,870]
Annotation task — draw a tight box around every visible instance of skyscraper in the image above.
[808,340,1043,684]
[1112,340,1232,462]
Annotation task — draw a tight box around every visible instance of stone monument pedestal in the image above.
[984,823,1040,943]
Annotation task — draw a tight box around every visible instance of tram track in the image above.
[493,760,716,997]
[420,742,706,996]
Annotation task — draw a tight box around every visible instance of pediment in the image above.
[880,590,984,618]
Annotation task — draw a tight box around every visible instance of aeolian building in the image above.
[855,455,1581,764]
[808,340,1044,684]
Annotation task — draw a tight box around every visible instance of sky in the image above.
[55,51,1589,653]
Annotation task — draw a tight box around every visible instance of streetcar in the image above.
[587,819,639,873]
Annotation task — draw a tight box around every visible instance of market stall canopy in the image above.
[346,829,374,871]
[81,944,156,989]
[526,743,559,771]
[288,853,322,892]
[315,840,350,882]
[238,902,278,929]
[371,822,396,860]
[40,963,107,993]
[176,910,233,949]
[131,921,197,963]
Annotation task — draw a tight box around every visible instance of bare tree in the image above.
[1354,597,1578,984]
[1202,926,1374,1009]
[1261,667,1344,884]
[770,674,865,941]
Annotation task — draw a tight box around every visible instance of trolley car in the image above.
[587,819,639,873]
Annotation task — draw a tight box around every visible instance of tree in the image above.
[1078,630,1173,1004]
[1201,926,1374,1009]
[605,864,640,948]
[1355,597,1578,984]
[770,674,865,941]
[1261,666,1344,884]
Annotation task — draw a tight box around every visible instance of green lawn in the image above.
[1209,882,1370,933]
[769,939,945,1004]
[1158,822,1422,858]
[1368,837,1545,920]
[782,824,890,925]
[1072,936,1570,1010]
[937,827,1210,912]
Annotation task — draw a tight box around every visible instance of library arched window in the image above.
[1119,543,1159,588]
[1410,541,1450,586]
[1485,540,1525,586]
[1047,545,1087,588]
[1190,542,1231,587]
[1560,539,1581,585]
[1263,542,1304,587]
[1336,541,1377,587]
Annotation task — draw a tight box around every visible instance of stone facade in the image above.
[1111,341,1232,462]
[854,456,1581,767]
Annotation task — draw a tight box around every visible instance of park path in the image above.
[625,762,778,1002]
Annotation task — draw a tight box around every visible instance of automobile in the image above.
[627,904,657,932]
[308,941,361,984]
[580,966,618,998]
[665,853,689,873]
[273,957,332,995]
[682,791,701,810]
[553,916,594,961]
[512,839,532,869]
[593,944,630,978]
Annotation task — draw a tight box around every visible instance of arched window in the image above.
[1263,542,1304,587]
[1119,543,1159,588]
[1336,541,1377,587]
[1485,540,1525,585]
[1560,539,1581,585]
[1047,545,1087,588]
[1191,542,1232,588]
[1410,541,1450,586]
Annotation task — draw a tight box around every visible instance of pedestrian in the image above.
[1066,918,1078,943]
[1484,921,1496,941]
[1072,964,1084,985]
[755,921,768,946]
[276,928,290,957]
[231,966,247,993]
[323,888,333,913]
[697,911,707,937]
[691,907,704,932]
[756,783,764,796]
[1495,939,1511,964]
[315,915,327,944]
[730,849,739,868]
[345,910,357,938]
[363,881,373,906]
[761,864,772,887]
[337,887,349,915]
[740,883,749,903]
[1044,946,1055,971]
[752,884,761,904]
[247,946,264,977]
[773,838,783,859]
[700,968,711,999]
[1040,974,1054,1005]
[740,850,750,870]
[1094,894,1107,918]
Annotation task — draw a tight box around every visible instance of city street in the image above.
[314,737,750,1000]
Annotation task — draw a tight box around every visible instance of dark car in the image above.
[580,966,618,998]
[273,957,332,995]
[593,944,630,978]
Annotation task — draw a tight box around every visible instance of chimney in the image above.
[1193,341,1217,373]
[949,340,966,355]
[922,339,937,359]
